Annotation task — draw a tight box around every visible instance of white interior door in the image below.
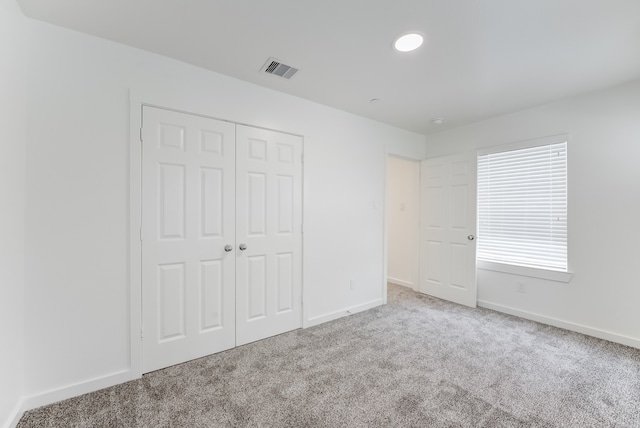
[235,125,303,346]
[142,106,236,372]
[420,152,477,308]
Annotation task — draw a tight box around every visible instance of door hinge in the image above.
[140,326,144,340]
[140,127,143,142]
[139,227,143,241]
[301,153,304,164]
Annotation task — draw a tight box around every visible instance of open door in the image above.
[420,152,477,308]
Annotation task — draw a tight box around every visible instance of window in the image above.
[477,136,567,273]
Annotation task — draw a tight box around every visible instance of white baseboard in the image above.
[305,308,347,328]
[20,369,134,414]
[304,298,384,328]
[478,300,640,349]
[3,401,23,428]
[347,298,383,315]
[387,277,414,289]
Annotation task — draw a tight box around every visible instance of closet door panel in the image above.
[235,126,303,345]
[142,107,236,373]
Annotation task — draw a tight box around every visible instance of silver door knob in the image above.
[239,243,247,251]
[224,244,233,252]
[467,235,475,241]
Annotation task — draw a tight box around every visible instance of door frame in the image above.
[129,91,305,379]
[382,151,423,304]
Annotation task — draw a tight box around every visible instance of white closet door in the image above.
[420,153,477,308]
[235,125,303,345]
[142,106,236,373]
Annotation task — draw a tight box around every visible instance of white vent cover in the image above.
[261,57,299,79]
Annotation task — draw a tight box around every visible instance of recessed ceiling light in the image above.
[370,98,381,103]
[394,33,424,52]
[431,117,444,125]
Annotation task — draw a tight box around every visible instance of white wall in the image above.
[387,157,420,289]
[425,79,640,347]
[0,0,27,426]
[15,9,426,412]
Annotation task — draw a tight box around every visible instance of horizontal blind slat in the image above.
[477,141,568,271]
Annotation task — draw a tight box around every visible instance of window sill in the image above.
[477,260,573,283]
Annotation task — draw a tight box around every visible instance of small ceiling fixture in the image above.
[394,33,424,52]
[431,117,444,125]
[369,98,380,103]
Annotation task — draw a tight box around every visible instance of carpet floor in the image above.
[18,284,640,427]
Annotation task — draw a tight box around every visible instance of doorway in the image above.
[386,156,420,294]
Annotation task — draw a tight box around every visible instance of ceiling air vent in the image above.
[261,57,299,79]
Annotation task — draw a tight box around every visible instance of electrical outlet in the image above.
[350,279,355,290]
[517,282,526,293]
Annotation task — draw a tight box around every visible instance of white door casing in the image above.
[142,106,236,373]
[235,125,303,345]
[420,153,477,308]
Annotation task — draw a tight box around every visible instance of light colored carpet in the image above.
[18,284,640,427]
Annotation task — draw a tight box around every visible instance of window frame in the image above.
[476,134,573,283]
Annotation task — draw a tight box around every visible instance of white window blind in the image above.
[477,141,567,271]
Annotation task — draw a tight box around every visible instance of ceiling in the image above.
[17,0,640,135]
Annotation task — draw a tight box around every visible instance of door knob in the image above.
[224,244,233,252]
[467,235,475,241]
[239,243,247,251]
